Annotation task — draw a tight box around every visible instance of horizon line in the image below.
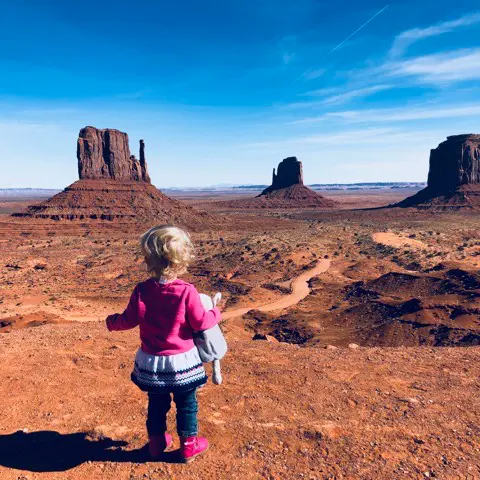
[0,181,427,191]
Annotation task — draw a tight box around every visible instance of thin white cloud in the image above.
[286,85,393,109]
[243,127,444,149]
[300,86,341,97]
[284,99,331,109]
[292,104,480,124]
[244,127,392,148]
[0,121,66,133]
[303,69,326,80]
[299,127,398,144]
[384,48,480,84]
[300,128,450,147]
[319,85,393,106]
[390,12,480,57]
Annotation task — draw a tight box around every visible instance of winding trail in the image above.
[12,260,331,325]
[222,259,331,320]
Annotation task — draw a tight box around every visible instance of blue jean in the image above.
[146,388,198,438]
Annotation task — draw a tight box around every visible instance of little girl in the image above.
[106,225,221,463]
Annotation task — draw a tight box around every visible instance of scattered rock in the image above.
[348,343,360,349]
[265,335,279,343]
[252,333,279,343]
[398,397,420,405]
[5,264,22,270]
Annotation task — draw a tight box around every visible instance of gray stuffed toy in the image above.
[195,292,227,385]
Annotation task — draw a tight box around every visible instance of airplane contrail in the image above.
[327,4,390,56]
[293,4,389,83]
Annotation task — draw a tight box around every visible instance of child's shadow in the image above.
[0,430,183,472]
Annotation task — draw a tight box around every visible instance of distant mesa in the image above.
[256,157,336,208]
[428,134,480,189]
[219,156,337,209]
[396,134,480,211]
[260,156,304,194]
[13,126,210,228]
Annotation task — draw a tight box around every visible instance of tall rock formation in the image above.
[13,127,211,228]
[427,134,480,190]
[396,134,480,210]
[262,157,304,194]
[215,156,336,209]
[77,127,150,182]
[139,139,150,183]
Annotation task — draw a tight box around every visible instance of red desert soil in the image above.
[1,324,479,480]
[0,323,480,479]
[0,189,479,479]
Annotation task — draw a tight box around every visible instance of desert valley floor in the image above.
[0,188,479,479]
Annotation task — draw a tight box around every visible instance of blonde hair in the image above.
[140,225,194,280]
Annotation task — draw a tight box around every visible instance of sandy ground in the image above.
[372,232,429,250]
[0,190,479,479]
[1,322,479,480]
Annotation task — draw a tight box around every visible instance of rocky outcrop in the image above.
[261,157,303,195]
[213,156,336,209]
[77,127,150,182]
[139,139,150,183]
[396,134,480,210]
[13,127,214,228]
[13,179,211,228]
[428,134,480,191]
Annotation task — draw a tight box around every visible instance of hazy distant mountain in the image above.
[233,182,426,191]
[1,183,426,198]
[0,188,61,198]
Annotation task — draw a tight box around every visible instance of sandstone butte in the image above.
[260,156,304,194]
[396,134,480,210]
[77,126,151,183]
[12,127,212,229]
[219,156,337,209]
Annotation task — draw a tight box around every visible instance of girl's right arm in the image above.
[106,286,144,331]
[185,285,221,331]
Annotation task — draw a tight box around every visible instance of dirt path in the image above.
[372,231,428,250]
[222,259,331,320]
[0,260,331,328]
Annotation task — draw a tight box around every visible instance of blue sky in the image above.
[1,0,480,188]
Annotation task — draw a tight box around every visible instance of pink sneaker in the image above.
[148,433,173,459]
[180,436,209,463]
